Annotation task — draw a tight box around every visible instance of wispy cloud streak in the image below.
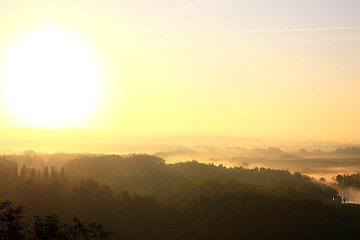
[87,26,360,38]
[167,38,360,48]
[93,26,360,45]
[104,34,360,47]
[84,28,200,35]
[162,26,360,38]
[168,35,360,44]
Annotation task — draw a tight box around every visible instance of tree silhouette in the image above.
[0,201,112,240]
[0,201,28,240]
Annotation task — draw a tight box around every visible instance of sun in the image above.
[2,27,101,127]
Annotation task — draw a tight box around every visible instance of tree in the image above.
[43,167,49,182]
[0,201,113,240]
[33,215,113,240]
[33,214,68,240]
[0,201,28,240]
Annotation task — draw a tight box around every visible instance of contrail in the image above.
[157,26,360,38]
[145,38,360,48]
[94,26,360,43]
[85,28,200,35]
[100,35,360,46]
[170,35,360,44]
[85,26,360,38]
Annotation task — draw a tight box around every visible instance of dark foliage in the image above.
[0,154,357,239]
[0,201,112,240]
[335,173,360,189]
[0,201,28,240]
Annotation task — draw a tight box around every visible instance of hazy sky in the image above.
[0,0,359,147]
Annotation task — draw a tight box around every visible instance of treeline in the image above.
[0,151,84,170]
[151,177,341,206]
[0,154,356,239]
[64,154,338,199]
[0,201,112,240]
[335,173,360,189]
[2,190,360,239]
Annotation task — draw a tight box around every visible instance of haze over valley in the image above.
[1,0,360,239]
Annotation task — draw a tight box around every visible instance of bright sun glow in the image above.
[3,27,101,127]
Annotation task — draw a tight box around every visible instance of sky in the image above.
[0,0,359,152]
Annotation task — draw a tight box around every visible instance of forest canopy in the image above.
[0,153,359,239]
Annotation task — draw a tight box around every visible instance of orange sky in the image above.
[0,0,359,151]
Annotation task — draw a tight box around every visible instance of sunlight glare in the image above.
[2,27,101,127]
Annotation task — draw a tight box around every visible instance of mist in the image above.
[2,138,360,238]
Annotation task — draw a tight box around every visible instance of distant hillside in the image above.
[0,154,354,239]
[63,154,340,204]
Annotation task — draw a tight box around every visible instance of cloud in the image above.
[250,147,283,155]
[334,147,360,156]
[158,36,360,48]
[103,30,360,47]
[157,26,360,38]
[154,148,198,158]
[85,28,200,35]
